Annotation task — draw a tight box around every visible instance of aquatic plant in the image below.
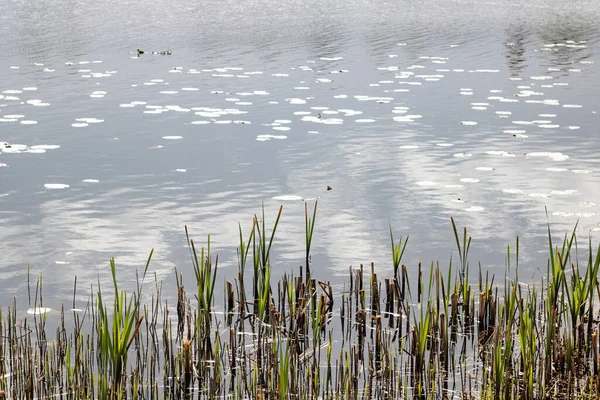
[1,204,600,399]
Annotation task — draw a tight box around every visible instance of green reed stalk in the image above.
[389,224,409,281]
[96,251,151,399]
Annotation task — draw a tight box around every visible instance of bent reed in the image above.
[1,203,600,399]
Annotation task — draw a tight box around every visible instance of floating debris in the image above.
[272,195,302,201]
[44,183,69,189]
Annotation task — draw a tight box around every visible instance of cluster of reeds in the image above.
[1,203,600,399]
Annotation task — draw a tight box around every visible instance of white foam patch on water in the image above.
[553,212,575,217]
[356,119,375,123]
[176,169,187,172]
[273,195,303,201]
[288,98,307,105]
[334,94,348,99]
[453,153,472,158]
[460,178,480,183]
[485,150,515,157]
[214,120,232,124]
[416,181,437,187]
[71,123,88,128]
[445,184,464,188]
[28,307,51,315]
[546,167,567,172]
[568,126,580,130]
[20,120,37,125]
[2,144,28,153]
[274,119,292,124]
[182,87,199,91]
[472,106,487,110]
[256,135,287,141]
[4,114,24,119]
[436,143,454,147]
[572,169,593,174]
[550,190,577,195]
[393,116,417,122]
[563,104,582,108]
[160,91,178,95]
[465,206,485,212]
[340,109,362,116]
[461,121,477,125]
[162,136,183,140]
[539,114,556,118]
[27,99,47,106]
[504,130,526,134]
[44,183,69,189]
[399,145,419,149]
[526,152,569,161]
[543,99,560,105]
[273,126,290,131]
[503,188,523,194]
[82,179,99,183]
[475,167,494,171]
[76,118,104,124]
[529,193,550,198]
[191,120,210,125]
[301,116,343,125]
[539,124,560,129]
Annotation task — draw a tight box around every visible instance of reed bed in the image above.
[2,203,600,399]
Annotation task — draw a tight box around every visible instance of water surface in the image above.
[1,0,600,308]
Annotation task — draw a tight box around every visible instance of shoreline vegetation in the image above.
[2,203,600,399]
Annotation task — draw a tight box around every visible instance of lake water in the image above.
[1,0,600,308]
